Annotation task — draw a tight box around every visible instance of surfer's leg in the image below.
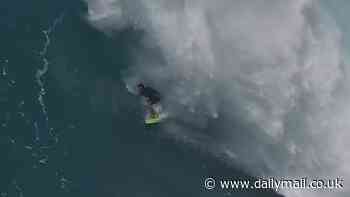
[149,105,159,118]
[145,102,156,118]
[146,98,158,117]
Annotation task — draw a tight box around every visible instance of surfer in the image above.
[137,83,161,118]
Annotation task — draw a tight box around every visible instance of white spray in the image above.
[85,0,349,196]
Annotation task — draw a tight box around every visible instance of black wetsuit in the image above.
[139,86,161,105]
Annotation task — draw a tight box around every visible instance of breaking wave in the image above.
[85,0,349,196]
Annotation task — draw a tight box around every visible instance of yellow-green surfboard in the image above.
[145,113,162,124]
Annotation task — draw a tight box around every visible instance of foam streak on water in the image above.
[2,13,69,197]
[36,13,65,132]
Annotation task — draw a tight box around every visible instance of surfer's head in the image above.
[137,83,145,92]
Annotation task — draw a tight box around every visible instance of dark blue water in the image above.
[0,1,282,196]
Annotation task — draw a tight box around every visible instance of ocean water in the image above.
[0,0,280,196]
[1,0,349,197]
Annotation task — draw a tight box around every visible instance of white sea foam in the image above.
[85,0,349,196]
